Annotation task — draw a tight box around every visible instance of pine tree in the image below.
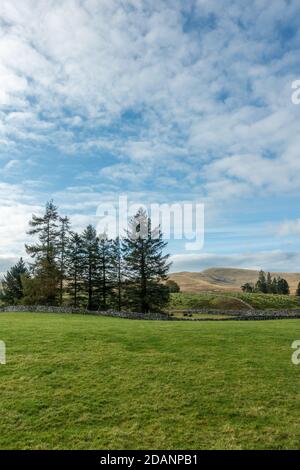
[0,258,29,305]
[166,280,180,293]
[81,225,100,310]
[266,272,272,293]
[97,235,114,310]
[66,232,84,308]
[58,216,71,305]
[26,200,60,265]
[271,277,278,294]
[241,282,254,293]
[25,201,61,305]
[111,237,124,311]
[123,209,171,313]
[22,258,60,305]
[255,270,267,293]
[296,282,300,296]
[277,277,290,295]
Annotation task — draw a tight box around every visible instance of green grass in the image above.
[170,292,300,311]
[169,293,250,310]
[1,312,300,449]
[234,292,300,310]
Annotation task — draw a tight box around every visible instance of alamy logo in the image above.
[291,80,300,104]
[0,341,6,365]
[291,340,300,365]
[96,195,205,251]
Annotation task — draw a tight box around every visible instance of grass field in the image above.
[169,292,300,311]
[1,312,300,449]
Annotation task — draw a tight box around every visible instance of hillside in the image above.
[169,267,300,294]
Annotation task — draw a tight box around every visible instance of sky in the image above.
[1,0,300,274]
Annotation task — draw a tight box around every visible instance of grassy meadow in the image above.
[169,291,300,311]
[0,312,300,449]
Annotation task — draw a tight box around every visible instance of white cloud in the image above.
[0,183,41,257]
[277,219,300,237]
[0,1,300,270]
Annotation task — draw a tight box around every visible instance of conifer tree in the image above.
[166,280,180,293]
[122,209,171,313]
[266,272,272,293]
[255,270,267,293]
[271,276,278,294]
[26,200,60,265]
[296,282,300,297]
[58,216,71,305]
[97,235,114,310]
[81,225,99,310]
[25,201,61,304]
[111,237,124,311]
[277,277,290,295]
[0,258,29,305]
[66,232,84,308]
[241,282,254,293]
[22,258,60,305]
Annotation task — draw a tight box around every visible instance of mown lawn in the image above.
[0,313,300,450]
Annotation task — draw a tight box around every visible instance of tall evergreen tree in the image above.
[58,216,71,305]
[241,282,254,293]
[123,209,171,313]
[271,276,278,294]
[0,258,29,305]
[296,282,300,297]
[26,200,60,265]
[66,232,84,308]
[97,235,114,310]
[111,237,124,311]
[22,258,60,305]
[166,279,180,293]
[25,201,61,304]
[277,277,290,295]
[81,225,99,310]
[266,272,272,293]
[255,270,267,293]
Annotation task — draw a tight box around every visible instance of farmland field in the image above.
[169,292,300,311]
[0,312,300,449]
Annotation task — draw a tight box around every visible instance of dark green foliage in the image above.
[97,235,114,310]
[241,282,254,293]
[81,225,100,310]
[25,200,60,264]
[2,202,171,313]
[22,259,60,305]
[266,272,272,293]
[246,270,291,296]
[24,201,64,305]
[122,208,171,313]
[166,279,180,293]
[296,282,300,296]
[66,232,84,308]
[255,270,267,293]
[271,277,278,294]
[110,237,124,311]
[276,277,290,295]
[58,216,71,305]
[0,258,29,305]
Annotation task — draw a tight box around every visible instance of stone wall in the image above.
[1,305,300,321]
[0,305,170,320]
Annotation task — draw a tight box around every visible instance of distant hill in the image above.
[169,268,300,294]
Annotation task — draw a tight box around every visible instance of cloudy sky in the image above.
[1,0,300,273]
